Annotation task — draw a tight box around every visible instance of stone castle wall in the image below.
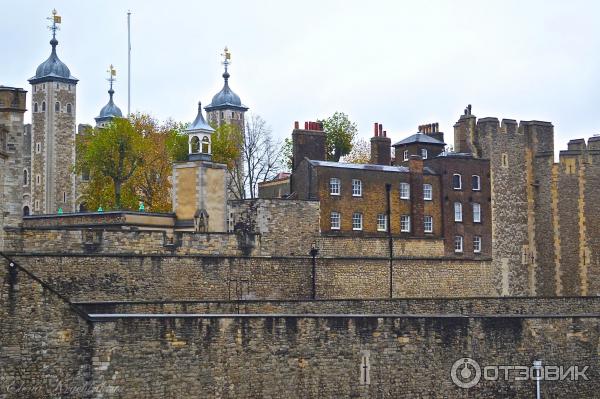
[1,259,598,398]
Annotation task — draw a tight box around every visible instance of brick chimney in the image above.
[370,122,391,165]
[408,155,424,237]
[291,120,326,171]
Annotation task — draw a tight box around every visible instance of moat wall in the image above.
[1,259,598,399]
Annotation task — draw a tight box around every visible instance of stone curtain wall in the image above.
[11,255,495,301]
[2,258,598,398]
[90,315,598,398]
[0,258,93,398]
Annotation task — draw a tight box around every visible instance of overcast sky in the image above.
[3,0,600,154]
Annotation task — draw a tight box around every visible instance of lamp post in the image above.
[310,241,319,300]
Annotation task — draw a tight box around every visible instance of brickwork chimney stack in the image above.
[292,120,326,171]
[370,122,391,165]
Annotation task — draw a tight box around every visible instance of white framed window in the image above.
[331,212,341,230]
[329,178,341,195]
[421,148,428,159]
[400,215,411,232]
[454,235,464,253]
[473,203,481,223]
[473,236,482,253]
[454,202,463,222]
[377,214,387,232]
[403,150,409,161]
[352,212,363,231]
[424,215,433,233]
[400,182,410,199]
[452,174,462,190]
[423,184,432,200]
[352,179,362,197]
[472,175,481,191]
[36,142,41,154]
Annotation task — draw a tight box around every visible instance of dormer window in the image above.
[201,136,210,154]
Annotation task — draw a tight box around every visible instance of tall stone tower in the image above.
[28,9,78,214]
[0,86,27,251]
[204,47,249,132]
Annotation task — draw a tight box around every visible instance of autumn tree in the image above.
[322,111,358,161]
[76,114,187,212]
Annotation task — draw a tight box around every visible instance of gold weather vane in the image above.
[107,64,117,90]
[221,46,231,73]
[47,9,61,38]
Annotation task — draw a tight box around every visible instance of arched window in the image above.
[34,102,38,112]
[201,136,210,154]
[42,101,46,112]
[23,169,28,185]
[190,136,200,153]
[66,103,72,114]
[23,206,30,216]
[55,102,60,112]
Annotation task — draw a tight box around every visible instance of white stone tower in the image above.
[28,9,78,214]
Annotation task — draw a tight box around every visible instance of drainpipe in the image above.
[386,183,393,298]
[533,360,542,399]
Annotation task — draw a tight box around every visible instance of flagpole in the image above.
[127,10,131,116]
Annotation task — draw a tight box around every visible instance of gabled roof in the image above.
[392,132,445,146]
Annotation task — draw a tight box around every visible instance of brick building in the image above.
[290,120,491,258]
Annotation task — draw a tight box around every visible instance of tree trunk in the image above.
[115,180,122,210]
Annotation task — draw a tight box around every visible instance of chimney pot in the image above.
[294,121,299,129]
[304,121,308,129]
[383,130,387,138]
[378,124,383,136]
[374,122,378,137]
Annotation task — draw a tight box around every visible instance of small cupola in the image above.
[185,101,215,161]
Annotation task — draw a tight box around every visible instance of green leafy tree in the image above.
[211,123,243,169]
[322,111,358,161]
[76,118,145,209]
[282,137,293,171]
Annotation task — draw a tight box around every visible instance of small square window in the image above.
[400,215,411,232]
[454,202,463,222]
[424,215,433,233]
[473,203,481,223]
[473,236,482,253]
[330,178,341,195]
[352,212,363,230]
[352,179,362,197]
[472,175,481,191]
[423,184,432,200]
[400,182,410,199]
[377,214,387,232]
[331,212,341,230]
[421,148,428,159]
[454,236,464,253]
[452,174,462,190]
